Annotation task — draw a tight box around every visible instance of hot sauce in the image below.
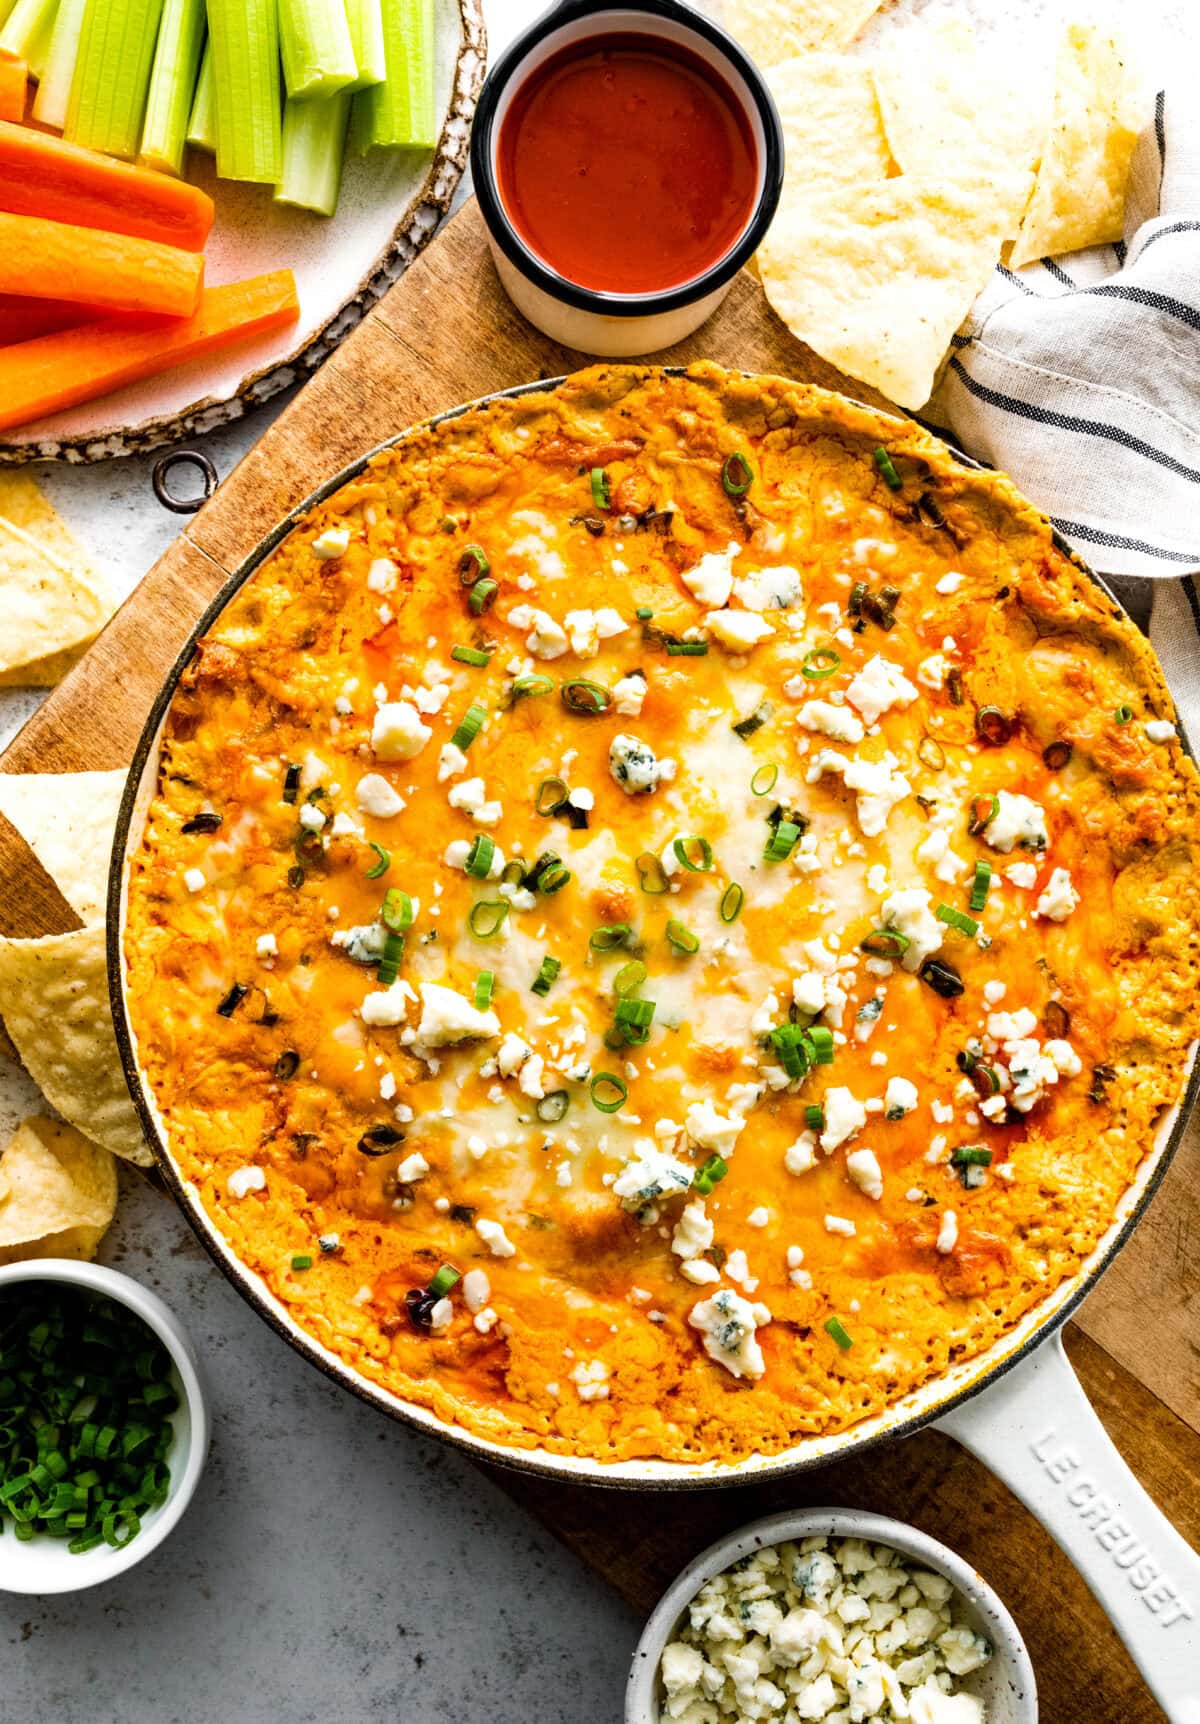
[496,34,758,295]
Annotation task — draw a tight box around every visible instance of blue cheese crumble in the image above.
[659,1536,991,1723]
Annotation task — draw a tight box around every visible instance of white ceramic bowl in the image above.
[626,1507,1037,1724]
[0,1259,210,1594]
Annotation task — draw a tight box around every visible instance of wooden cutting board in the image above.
[2,199,1197,1720]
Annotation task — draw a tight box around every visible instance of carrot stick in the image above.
[0,292,97,344]
[0,271,300,432]
[0,210,204,315]
[0,118,214,251]
[0,56,25,121]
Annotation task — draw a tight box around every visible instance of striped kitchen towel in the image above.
[926,90,1200,738]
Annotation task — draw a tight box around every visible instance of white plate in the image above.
[0,0,486,466]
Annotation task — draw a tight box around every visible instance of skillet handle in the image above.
[935,1332,1200,1723]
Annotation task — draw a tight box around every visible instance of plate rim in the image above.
[0,0,487,468]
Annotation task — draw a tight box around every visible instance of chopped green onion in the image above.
[665,920,699,955]
[751,763,779,796]
[282,762,301,803]
[692,1152,728,1194]
[951,1145,993,1168]
[536,1090,570,1124]
[768,1023,811,1079]
[859,929,909,958]
[381,888,414,932]
[536,775,568,816]
[666,641,708,657]
[970,861,992,913]
[673,835,713,873]
[291,1253,313,1271]
[824,1316,853,1350]
[561,679,611,714]
[468,577,498,615]
[473,970,494,1009]
[429,1264,461,1297]
[458,544,489,583]
[216,982,248,1017]
[464,835,495,879]
[719,883,744,923]
[806,1026,835,1065]
[848,580,867,618]
[802,647,840,680]
[614,998,655,1037]
[635,605,654,620]
[1114,704,1133,725]
[468,900,509,940]
[376,928,404,985]
[936,903,979,937]
[365,842,390,879]
[975,707,1012,747]
[590,467,611,510]
[873,447,902,490]
[512,673,554,698]
[1042,740,1073,771]
[538,863,571,895]
[967,793,999,835]
[452,645,491,667]
[531,955,561,996]
[590,1072,628,1113]
[590,924,632,951]
[450,702,487,750]
[918,735,946,773]
[613,960,647,997]
[805,1103,824,1131]
[636,851,670,895]
[732,701,771,740]
[721,452,753,498]
[764,820,801,861]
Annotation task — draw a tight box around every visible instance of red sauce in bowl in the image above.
[496,34,759,296]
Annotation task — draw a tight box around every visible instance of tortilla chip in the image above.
[767,53,894,193]
[0,1115,117,1265]
[871,19,1051,237]
[759,173,1027,409]
[1009,24,1144,268]
[0,925,151,1165]
[723,0,882,69]
[0,770,125,926]
[0,472,115,688]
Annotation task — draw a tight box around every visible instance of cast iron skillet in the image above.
[106,372,1200,1716]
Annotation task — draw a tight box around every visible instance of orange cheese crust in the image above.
[123,365,1200,1465]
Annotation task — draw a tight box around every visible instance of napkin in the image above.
[926,91,1200,742]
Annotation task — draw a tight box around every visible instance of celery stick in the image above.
[276,89,350,217]
[344,0,385,92]
[351,0,435,153]
[65,0,166,161]
[185,37,213,151]
[279,0,356,102]
[138,0,204,176]
[0,1,15,30]
[32,0,85,127]
[0,0,61,78]
[206,0,281,184]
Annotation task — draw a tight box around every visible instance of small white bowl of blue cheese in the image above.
[626,1508,1036,1724]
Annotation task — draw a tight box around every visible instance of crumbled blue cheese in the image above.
[916,827,968,884]
[733,564,803,612]
[807,749,912,837]
[846,1147,883,1200]
[614,1145,694,1212]
[366,556,397,591]
[672,1199,716,1281]
[571,1359,610,1401]
[564,607,628,656]
[356,772,406,818]
[476,1216,516,1257]
[447,776,503,825]
[183,867,205,893]
[1034,867,1078,922]
[438,741,469,782]
[310,525,350,559]
[681,542,740,608]
[707,609,775,650]
[610,732,675,794]
[880,887,943,972]
[820,1087,867,1152]
[360,980,415,1027]
[508,604,569,659]
[984,791,1048,854]
[659,1535,990,1724]
[936,1210,958,1253]
[685,1100,745,1158]
[917,652,951,690]
[613,671,648,716]
[688,1288,771,1379]
[336,921,388,965]
[785,1131,818,1176]
[846,655,919,725]
[885,1076,919,1118]
[227,1165,266,1199]
[798,700,865,744]
[372,699,431,761]
[1145,719,1175,743]
[416,983,500,1045]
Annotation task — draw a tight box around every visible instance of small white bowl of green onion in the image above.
[0,1259,210,1593]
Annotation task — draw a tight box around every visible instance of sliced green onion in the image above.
[291,1254,313,1271]
[733,701,771,740]
[452,645,491,667]
[918,735,946,773]
[468,577,498,615]
[590,1072,628,1113]
[936,903,979,937]
[538,863,571,895]
[666,641,708,657]
[721,452,753,498]
[951,1145,993,1168]
[805,1103,825,1131]
[975,706,1012,747]
[365,842,390,879]
[769,1023,811,1079]
[1114,704,1133,725]
[635,605,654,621]
[614,998,655,1036]
[465,835,495,879]
[282,762,301,803]
[636,852,670,895]
[590,924,632,951]
[429,1264,461,1297]
[719,883,744,923]
[751,763,779,796]
[376,928,404,985]
[969,861,992,913]
[967,793,999,835]
[802,647,840,680]
[673,835,713,873]
[473,970,494,1009]
[860,929,910,958]
[665,919,699,955]
[806,1026,835,1065]
[531,955,561,996]
[590,467,611,510]
[613,960,647,997]
[536,1090,570,1124]
[381,888,414,932]
[764,820,801,861]
[872,447,902,491]
[692,1152,728,1195]
[824,1316,853,1350]
[561,679,611,714]
[848,580,867,619]
[469,900,509,940]
[535,776,568,816]
[450,702,487,751]
[216,982,248,1017]
[458,543,489,583]
[512,673,554,698]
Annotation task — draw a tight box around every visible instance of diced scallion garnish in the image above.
[282,762,301,803]
[468,577,497,615]
[561,679,611,714]
[692,1153,728,1194]
[733,701,771,740]
[672,835,713,872]
[824,1316,853,1350]
[802,646,840,680]
[967,793,999,835]
[536,1091,569,1123]
[512,674,554,698]
[719,883,744,923]
[458,544,489,583]
[666,641,708,657]
[464,835,495,878]
[468,900,508,940]
[721,452,753,498]
[381,888,414,932]
[450,701,486,750]
[291,1253,313,1270]
[936,903,979,937]
[872,446,902,490]
[452,645,491,667]
[589,924,632,951]
[635,852,669,894]
[365,842,390,879]
[665,920,699,955]
[1114,704,1133,724]
[764,820,801,861]
[806,1026,835,1064]
[750,763,779,796]
[535,776,568,816]
[613,960,647,997]
[590,467,611,510]
[537,861,571,894]
[613,997,655,1041]
[805,1103,824,1131]
[428,1264,461,1298]
[473,970,494,1009]
[970,861,992,913]
[531,955,561,996]
[590,1072,627,1113]
[376,928,404,985]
